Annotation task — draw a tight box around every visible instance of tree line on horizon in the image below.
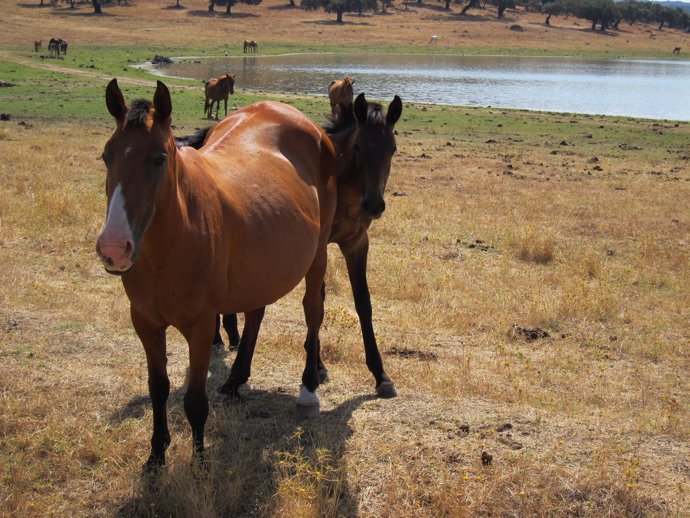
[36,0,690,30]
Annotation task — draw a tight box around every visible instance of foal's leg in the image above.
[297,246,328,417]
[223,314,240,348]
[218,307,265,397]
[213,313,240,349]
[131,309,170,468]
[340,235,397,398]
[180,313,215,460]
[223,96,228,118]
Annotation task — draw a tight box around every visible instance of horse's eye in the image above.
[151,153,168,168]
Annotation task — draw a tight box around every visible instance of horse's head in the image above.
[96,79,174,275]
[349,92,402,219]
[225,73,235,95]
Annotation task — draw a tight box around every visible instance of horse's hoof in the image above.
[376,381,398,399]
[217,382,240,398]
[143,454,165,473]
[318,368,330,384]
[296,402,320,419]
[296,385,320,419]
[212,341,225,353]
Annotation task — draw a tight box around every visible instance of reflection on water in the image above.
[155,54,690,120]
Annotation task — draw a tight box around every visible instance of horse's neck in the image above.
[148,146,210,242]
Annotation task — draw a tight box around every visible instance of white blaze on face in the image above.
[96,184,135,272]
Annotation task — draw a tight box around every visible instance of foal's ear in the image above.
[106,79,127,121]
[386,95,402,128]
[354,93,368,124]
[153,81,172,122]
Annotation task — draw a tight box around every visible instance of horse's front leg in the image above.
[180,313,215,460]
[223,97,228,118]
[218,307,265,397]
[131,308,170,469]
[340,234,397,398]
[297,246,328,418]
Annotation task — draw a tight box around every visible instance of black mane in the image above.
[323,101,386,140]
[174,126,213,150]
[126,99,152,127]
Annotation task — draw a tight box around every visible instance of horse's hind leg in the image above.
[131,309,170,469]
[218,307,265,397]
[297,246,328,418]
[223,314,240,348]
[341,236,397,398]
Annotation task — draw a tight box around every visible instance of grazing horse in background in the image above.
[48,38,62,57]
[328,76,355,115]
[673,47,681,55]
[34,40,42,52]
[97,79,337,467]
[59,39,68,55]
[429,35,439,45]
[244,40,258,53]
[204,73,235,119]
[216,92,403,400]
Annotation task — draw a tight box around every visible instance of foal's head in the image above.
[96,79,174,274]
[331,92,402,219]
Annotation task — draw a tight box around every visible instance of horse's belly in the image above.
[223,218,319,313]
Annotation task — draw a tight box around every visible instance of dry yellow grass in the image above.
[2,2,690,518]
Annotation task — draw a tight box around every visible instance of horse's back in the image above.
[199,101,336,312]
[204,101,332,183]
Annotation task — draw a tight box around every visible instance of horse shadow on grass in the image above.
[113,346,369,516]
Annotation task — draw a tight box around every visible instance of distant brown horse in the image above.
[244,40,258,53]
[204,73,235,119]
[97,79,337,467]
[215,92,403,400]
[673,47,681,55]
[48,37,62,58]
[328,76,355,114]
[34,40,42,52]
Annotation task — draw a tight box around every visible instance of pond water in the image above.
[152,53,690,121]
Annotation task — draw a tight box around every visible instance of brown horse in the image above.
[328,76,355,114]
[34,40,42,52]
[244,40,258,53]
[673,47,681,55]
[97,79,337,467]
[204,73,235,119]
[48,37,62,58]
[216,92,402,400]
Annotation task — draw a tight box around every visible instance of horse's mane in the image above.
[323,101,386,141]
[174,126,213,150]
[126,99,152,127]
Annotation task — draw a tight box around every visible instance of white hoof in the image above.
[296,385,320,418]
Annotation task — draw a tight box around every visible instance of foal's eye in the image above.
[151,153,168,168]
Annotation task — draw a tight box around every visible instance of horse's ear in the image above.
[105,79,127,121]
[354,93,368,124]
[386,95,402,128]
[153,80,172,122]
